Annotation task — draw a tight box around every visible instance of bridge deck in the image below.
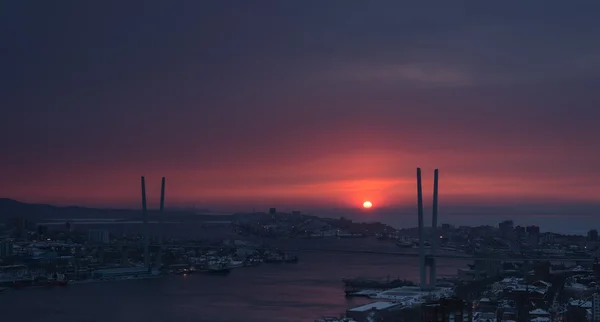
[80,243,592,261]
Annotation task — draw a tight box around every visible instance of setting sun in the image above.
[363,201,372,208]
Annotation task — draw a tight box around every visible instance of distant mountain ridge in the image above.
[0,198,232,222]
[0,198,141,220]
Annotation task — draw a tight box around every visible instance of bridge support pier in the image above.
[429,258,436,288]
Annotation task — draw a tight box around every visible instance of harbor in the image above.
[2,175,600,322]
[0,250,468,322]
[0,245,300,289]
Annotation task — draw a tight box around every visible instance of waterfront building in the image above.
[91,267,158,279]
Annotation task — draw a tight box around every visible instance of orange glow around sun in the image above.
[363,201,373,208]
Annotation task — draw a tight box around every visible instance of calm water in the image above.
[1,251,469,322]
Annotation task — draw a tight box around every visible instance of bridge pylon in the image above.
[416,168,439,291]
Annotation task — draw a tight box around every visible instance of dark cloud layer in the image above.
[1,1,599,208]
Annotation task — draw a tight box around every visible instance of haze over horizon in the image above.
[2,1,600,210]
[4,196,597,235]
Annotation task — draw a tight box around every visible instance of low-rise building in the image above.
[593,293,600,322]
[421,298,472,322]
[345,301,402,322]
[529,308,550,319]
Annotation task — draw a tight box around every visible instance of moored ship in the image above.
[263,252,299,264]
[1,274,69,289]
[396,240,414,248]
[342,276,414,295]
[202,262,230,275]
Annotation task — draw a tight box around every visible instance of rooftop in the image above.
[570,299,592,308]
[529,308,550,315]
[530,318,550,322]
[348,301,401,312]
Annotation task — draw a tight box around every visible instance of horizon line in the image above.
[2,197,600,213]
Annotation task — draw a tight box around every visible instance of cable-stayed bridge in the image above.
[80,243,593,262]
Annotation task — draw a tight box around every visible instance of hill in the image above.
[0,198,232,222]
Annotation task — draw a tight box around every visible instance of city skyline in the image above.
[2,1,600,209]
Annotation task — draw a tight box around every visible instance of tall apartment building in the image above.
[593,293,600,322]
[499,220,514,241]
[0,241,13,258]
[88,230,110,244]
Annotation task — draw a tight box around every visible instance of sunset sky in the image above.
[2,1,600,210]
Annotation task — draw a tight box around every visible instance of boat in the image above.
[37,274,69,287]
[202,262,230,275]
[228,260,245,268]
[284,256,299,263]
[264,252,299,263]
[42,280,68,287]
[2,276,68,289]
[396,240,414,248]
[376,233,389,240]
[204,267,230,275]
[342,276,414,294]
[344,288,382,298]
[315,317,357,322]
